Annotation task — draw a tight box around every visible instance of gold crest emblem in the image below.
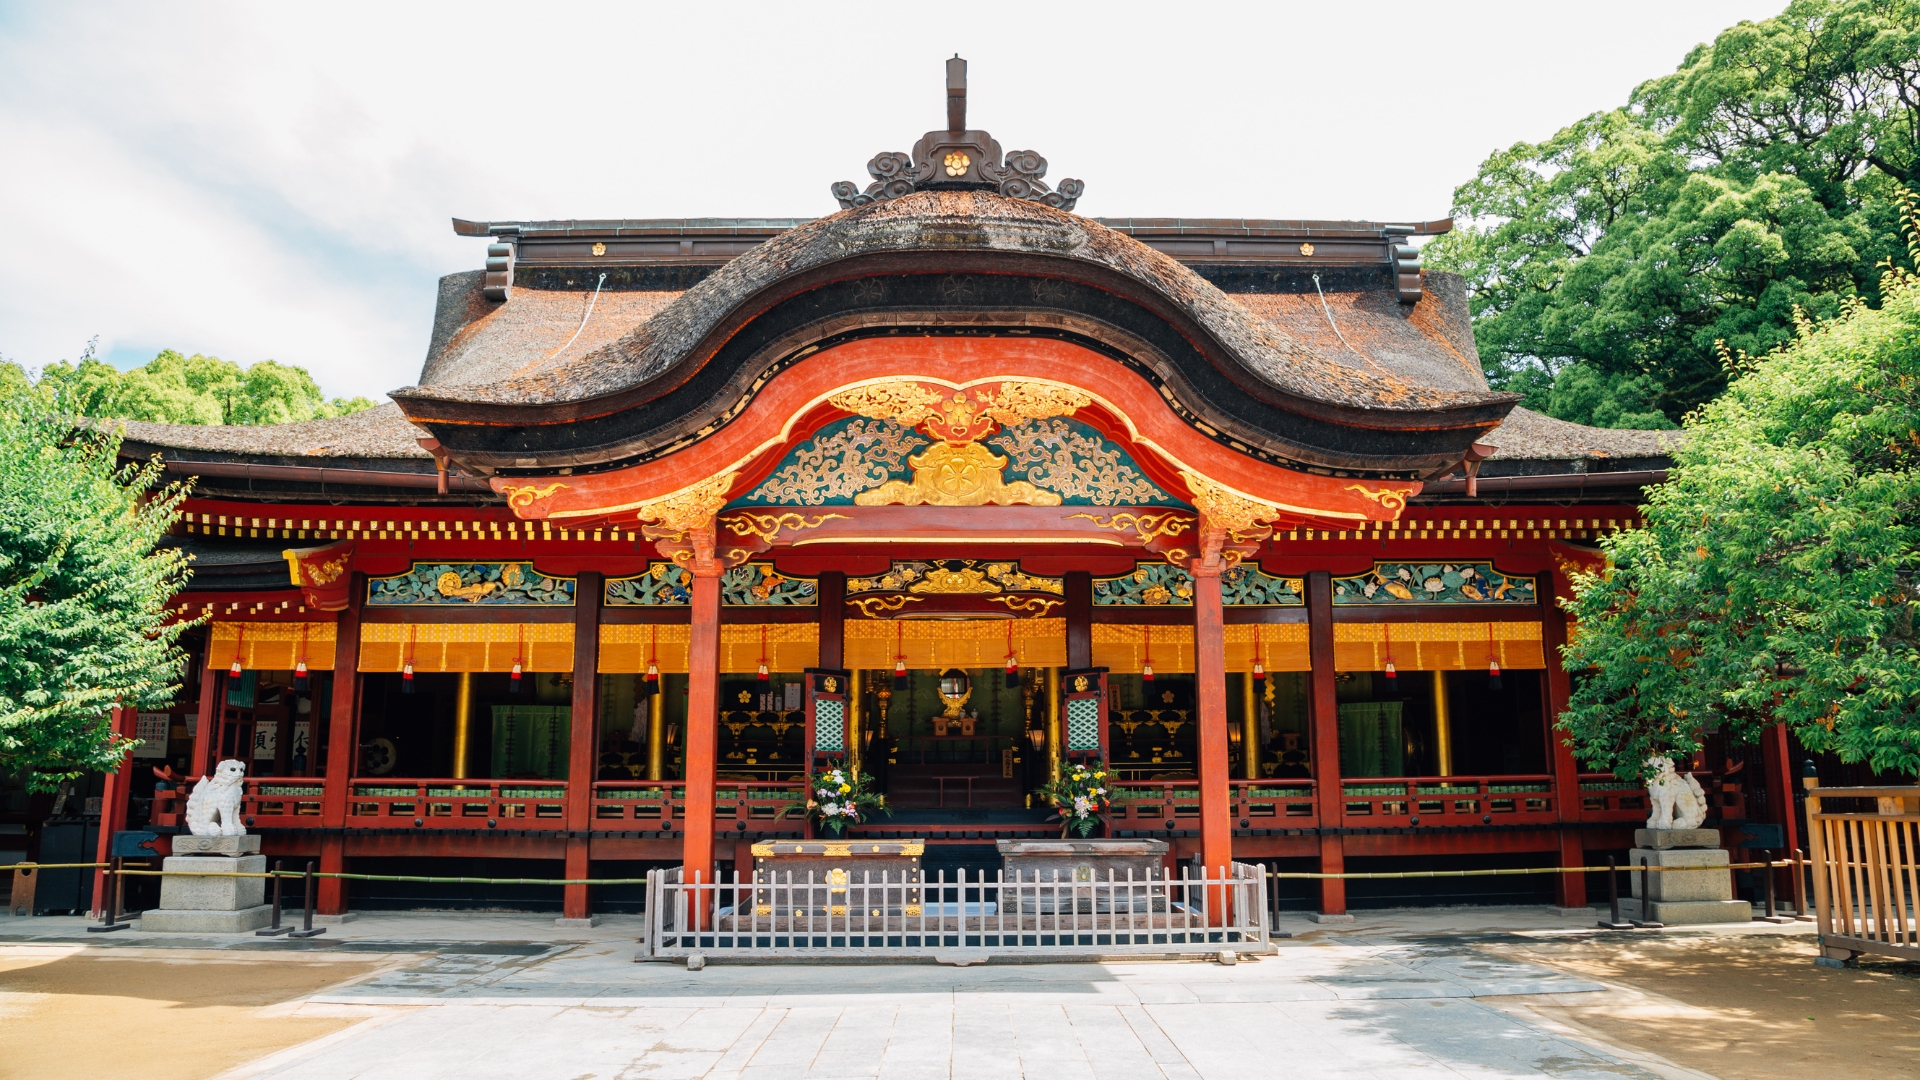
[1073,675,1089,692]
[823,676,839,693]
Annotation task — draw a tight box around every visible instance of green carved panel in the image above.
[605,562,818,606]
[1332,562,1537,605]
[1093,562,1305,606]
[736,417,928,506]
[366,562,575,606]
[987,418,1181,506]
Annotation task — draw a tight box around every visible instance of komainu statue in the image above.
[186,759,249,837]
[1644,755,1708,831]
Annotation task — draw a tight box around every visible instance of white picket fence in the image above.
[641,863,1271,960]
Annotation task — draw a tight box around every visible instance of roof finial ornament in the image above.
[831,56,1083,213]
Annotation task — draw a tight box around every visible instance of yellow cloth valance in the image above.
[1333,621,1544,672]
[358,622,574,673]
[599,624,820,674]
[207,622,337,671]
[843,619,1067,671]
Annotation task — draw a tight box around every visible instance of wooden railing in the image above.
[1806,784,1920,964]
[1338,775,1557,825]
[1110,780,1319,831]
[345,779,568,829]
[151,778,331,830]
[591,781,804,832]
[1578,773,1655,822]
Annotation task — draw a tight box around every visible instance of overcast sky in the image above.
[0,1,1787,402]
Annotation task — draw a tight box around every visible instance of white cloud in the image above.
[0,0,1786,400]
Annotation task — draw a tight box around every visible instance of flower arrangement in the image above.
[1034,756,1111,838]
[784,762,888,837]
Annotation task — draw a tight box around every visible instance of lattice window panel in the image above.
[1065,697,1102,753]
[813,699,845,753]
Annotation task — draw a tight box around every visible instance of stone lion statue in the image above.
[1645,755,1708,831]
[186,759,249,837]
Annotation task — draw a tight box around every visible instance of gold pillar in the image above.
[646,686,666,781]
[1432,669,1453,776]
[849,668,865,775]
[1240,673,1261,780]
[452,672,474,780]
[1045,667,1062,781]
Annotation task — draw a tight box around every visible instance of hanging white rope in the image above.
[546,272,608,361]
[1312,272,1391,377]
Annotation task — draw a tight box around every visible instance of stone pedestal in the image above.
[998,839,1171,914]
[1624,828,1750,925]
[139,834,272,933]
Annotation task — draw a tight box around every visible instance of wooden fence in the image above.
[1805,783,1920,965]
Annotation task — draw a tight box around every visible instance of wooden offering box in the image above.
[745,839,924,918]
[998,838,1171,913]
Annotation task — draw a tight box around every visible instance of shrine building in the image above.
[96,60,1710,921]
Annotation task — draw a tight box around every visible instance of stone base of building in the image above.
[139,904,274,934]
[1619,898,1751,925]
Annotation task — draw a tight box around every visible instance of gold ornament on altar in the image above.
[936,669,973,720]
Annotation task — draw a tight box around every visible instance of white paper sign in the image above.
[132,712,171,759]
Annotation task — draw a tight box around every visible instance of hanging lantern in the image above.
[892,622,908,690]
[291,625,309,692]
[636,626,658,698]
[1382,623,1398,692]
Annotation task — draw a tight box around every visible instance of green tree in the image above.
[1427,0,1920,423]
[12,343,376,426]
[1557,195,1920,780]
[0,390,198,791]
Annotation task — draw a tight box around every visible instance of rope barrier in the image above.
[10,861,1797,885]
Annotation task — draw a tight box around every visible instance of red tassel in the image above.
[293,658,309,693]
[229,656,244,677]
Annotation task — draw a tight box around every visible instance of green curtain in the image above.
[490,705,570,780]
[1337,701,1404,778]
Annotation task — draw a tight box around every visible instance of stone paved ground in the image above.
[1,907,1832,1079]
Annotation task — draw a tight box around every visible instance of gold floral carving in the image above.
[636,474,736,537]
[854,442,1060,507]
[304,556,347,586]
[1182,472,1282,541]
[908,566,1001,594]
[849,595,923,617]
[719,511,849,545]
[436,571,499,603]
[830,381,1090,443]
[502,482,569,512]
[991,595,1064,616]
[1066,510,1195,545]
[1343,483,1413,514]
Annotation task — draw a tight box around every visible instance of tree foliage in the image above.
[0,389,199,791]
[1559,193,1920,780]
[2,343,376,426]
[1426,0,1920,425]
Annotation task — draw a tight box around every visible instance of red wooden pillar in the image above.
[317,575,363,915]
[682,568,723,888]
[1306,571,1347,916]
[563,572,603,920]
[817,572,845,670]
[1542,567,1586,908]
[1193,564,1232,877]
[90,706,138,916]
[1065,571,1092,670]
[1761,722,1800,895]
[191,665,220,781]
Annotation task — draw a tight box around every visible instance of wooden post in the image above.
[818,571,846,670]
[190,664,220,781]
[1542,567,1586,909]
[1193,564,1232,878]
[317,576,363,915]
[1045,667,1062,782]
[90,706,137,917]
[1306,571,1346,916]
[564,572,603,921]
[1065,571,1092,670]
[682,569,723,889]
[1761,722,1800,900]
[1240,673,1261,780]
